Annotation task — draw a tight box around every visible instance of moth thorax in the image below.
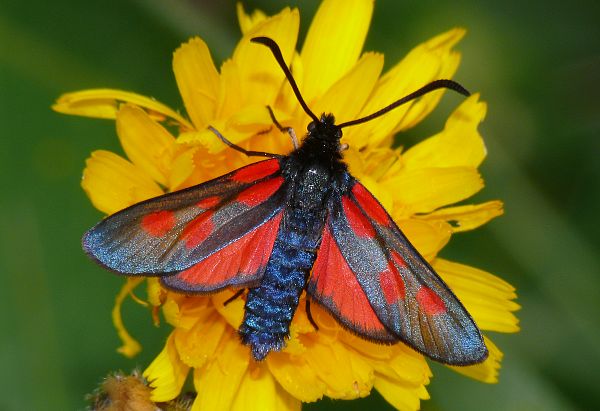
[294,164,330,210]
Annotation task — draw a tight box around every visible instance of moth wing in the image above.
[308,223,398,342]
[84,159,287,291]
[309,179,487,365]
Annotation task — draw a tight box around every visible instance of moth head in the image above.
[307,113,342,143]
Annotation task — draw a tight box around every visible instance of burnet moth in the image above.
[83,37,488,365]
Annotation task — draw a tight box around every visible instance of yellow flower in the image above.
[55,1,519,410]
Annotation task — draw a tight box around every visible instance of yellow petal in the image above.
[374,375,430,411]
[192,331,250,411]
[434,259,520,333]
[345,28,464,147]
[387,29,464,134]
[225,104,276,141]
[81,150,164,215]
[169,146,199,190]
[177,128,216,149]
[52,89,193,129]
[232,364,301,411]
[143,334,190,402]
[116,104,176,187]
[146,278,162,307]
[367,347,432,408]
[312,52,384,124]
[215,59,243,119]
[383,166,484,214]
[300,334,374,399]
[174,312,227,368]
[448,336,503,383]
[173,37,220,129]
[181,108,274,155]
[403,94,487,170]
[282,300,315,356]
[397,219,452,261]
[337,350,374,399]
[112,278,143,358]
[175,296,214,330]
[417,200,504,233]
[371,345,432,386]
[300,0,373,102]
[236,3,268,34]
[212,290,245,330]
[267,352,326,402]
[233,7,300,107]
[340,332,395,361]
[162,295,181,327]
[345,147,400,212]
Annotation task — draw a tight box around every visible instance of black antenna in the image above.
[251,37,319,123]
[337,80,470,129]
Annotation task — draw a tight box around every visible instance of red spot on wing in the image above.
[351,182,392,227]
[231,159,280,183]
[141,210,176,237]
[196,196,220,209]
[311,227,387,334]
[390,250,407,268]
[342,196,376,238]
[177,213,283,289]
[236,176,284,207]
[379,258,405,305]
[182,211,215,249]
[416,286,446,315]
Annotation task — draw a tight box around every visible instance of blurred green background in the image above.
[1,0,599,410]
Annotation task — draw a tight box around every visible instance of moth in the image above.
[84,37,488,365]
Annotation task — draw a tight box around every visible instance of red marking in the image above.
[231,159,280,183]
[342,196,376,238]
[236,176,284,207]
[390,250,407,268]
[177,213,283,288]
[141,210,176,237]
[196,196,220,209]
[352,183,391,227]
[311,228,387,334]
[379,262,405,305]
[416,286,446,315]
[182,211,215,249]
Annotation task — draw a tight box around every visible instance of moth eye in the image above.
[307,122,316,133]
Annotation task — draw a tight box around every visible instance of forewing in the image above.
[83,159,285,277]
[161,210,283,292]
[317,179,487,365]
[308,224,397,342]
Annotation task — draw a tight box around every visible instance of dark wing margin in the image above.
[83,159,286,286]
[311,179,487,365]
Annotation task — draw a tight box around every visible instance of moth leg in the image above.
[208,126,282,159]
[266,105,299,149]
[223,289,246,306]
[305,298,319,331]
[340,143,349,151]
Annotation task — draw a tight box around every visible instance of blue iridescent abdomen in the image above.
[239,159,333,360]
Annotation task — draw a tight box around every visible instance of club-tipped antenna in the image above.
[337,79,470,129]
[251,36,319,123]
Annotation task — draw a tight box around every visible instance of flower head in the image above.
[55,1,519,410]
